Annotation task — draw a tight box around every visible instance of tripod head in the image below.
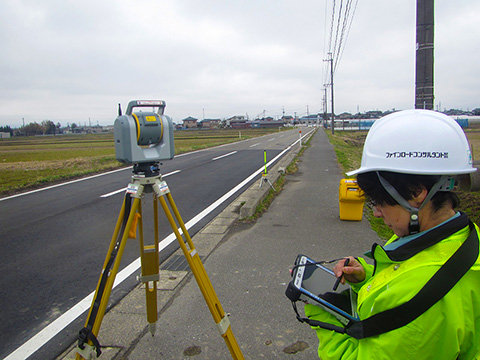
[133,162,161,177]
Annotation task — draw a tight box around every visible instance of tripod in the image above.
[259,173,276,190]
[76,163,244,360]
[259,150,276,191]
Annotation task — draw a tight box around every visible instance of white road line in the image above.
[267,138,276,142]
[100,170,181,198]
[1,130,298,202]
[4,130,313,360]
[249,143,261,148]
[212,151,237,161]
[100,187,127,198]
[0,167,130,202]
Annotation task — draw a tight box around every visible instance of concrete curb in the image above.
[238,130,314,218]
[58,130,315,360]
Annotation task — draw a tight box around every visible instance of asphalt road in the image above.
[0,128,305,360]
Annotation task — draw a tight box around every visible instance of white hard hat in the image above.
[346,109,476,176]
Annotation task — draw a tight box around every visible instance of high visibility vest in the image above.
[305,214,480,359]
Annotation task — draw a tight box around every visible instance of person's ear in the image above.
[412,187,428,207]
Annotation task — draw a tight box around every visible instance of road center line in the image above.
[212,151,237,161]
[5,129,314,360]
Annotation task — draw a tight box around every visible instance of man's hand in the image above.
[333,257,366,284]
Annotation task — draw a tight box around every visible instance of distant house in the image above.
[365,111,383,119]
[227,115,250,129]
[201,118,221,129]
[299,114,320,124]
[230,120,250,129]
[282,115,294,125]
[182,116,198,129]
[251,120,284,129]
[338,112,352,119]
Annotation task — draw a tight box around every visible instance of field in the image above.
[0,128,283,196]
[327,127,480,239]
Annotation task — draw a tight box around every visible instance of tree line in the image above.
[17,120,62,136]
[0,121,84,137]
[9,121,73,136]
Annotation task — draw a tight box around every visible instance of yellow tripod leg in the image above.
[158,193,245,360]
[137,198,160,336]
[76,195,141,360]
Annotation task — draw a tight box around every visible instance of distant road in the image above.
[0,128,312,360]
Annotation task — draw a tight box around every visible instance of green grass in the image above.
[326,130,366,176]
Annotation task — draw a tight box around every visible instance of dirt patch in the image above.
[283,340,310,354]
[183,345,202,356]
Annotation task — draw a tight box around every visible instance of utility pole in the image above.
[329,52,335,134]
[415,0,434,110]
[323,54,335,134]
[323,86,328,127]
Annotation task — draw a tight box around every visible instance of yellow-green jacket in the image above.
[305,213,480,359]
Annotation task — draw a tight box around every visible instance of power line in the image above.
[322,0,359,129]
[326,0,359,75]
[335,0,359,72]
[328,0,337,53]
[325,0,337,86]
[332,0,344,68]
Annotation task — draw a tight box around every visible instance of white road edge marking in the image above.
[4,129,313,360]
[0,167,130,202]
[212,151,237,161]
[100,170,181,198]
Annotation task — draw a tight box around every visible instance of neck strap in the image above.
[376,172,450,234]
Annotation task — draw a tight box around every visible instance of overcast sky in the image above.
[0,0,478,127]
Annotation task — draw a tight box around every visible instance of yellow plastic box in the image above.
[339,179,365,221]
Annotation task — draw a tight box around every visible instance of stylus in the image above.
[333,258,350,291]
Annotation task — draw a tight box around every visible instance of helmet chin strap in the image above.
[376,172,451,235]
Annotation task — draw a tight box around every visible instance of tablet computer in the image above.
[285,254,359,325]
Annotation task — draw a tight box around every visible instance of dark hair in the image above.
[356,171,459,212]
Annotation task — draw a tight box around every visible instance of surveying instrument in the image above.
[76,100,244,359]
[259,150,275,191]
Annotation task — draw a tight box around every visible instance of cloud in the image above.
[0,0,478,127]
